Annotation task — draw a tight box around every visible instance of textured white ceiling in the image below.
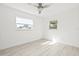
[3,3,79,18]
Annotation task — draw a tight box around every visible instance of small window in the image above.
[16,17,33,30]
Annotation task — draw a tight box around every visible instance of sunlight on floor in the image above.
[41,37,57,45]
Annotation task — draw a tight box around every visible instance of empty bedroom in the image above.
[0,3,79,56]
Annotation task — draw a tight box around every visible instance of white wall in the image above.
[43,7,79,47]
[0,5,43,49]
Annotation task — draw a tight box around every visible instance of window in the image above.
[16,17,33,30]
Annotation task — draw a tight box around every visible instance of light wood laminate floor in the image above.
[0,39,79,56]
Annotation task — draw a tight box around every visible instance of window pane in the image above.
[16,17,33,30]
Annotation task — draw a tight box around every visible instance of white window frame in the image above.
[16,17,33,31]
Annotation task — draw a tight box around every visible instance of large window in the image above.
[16,17,33,30]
